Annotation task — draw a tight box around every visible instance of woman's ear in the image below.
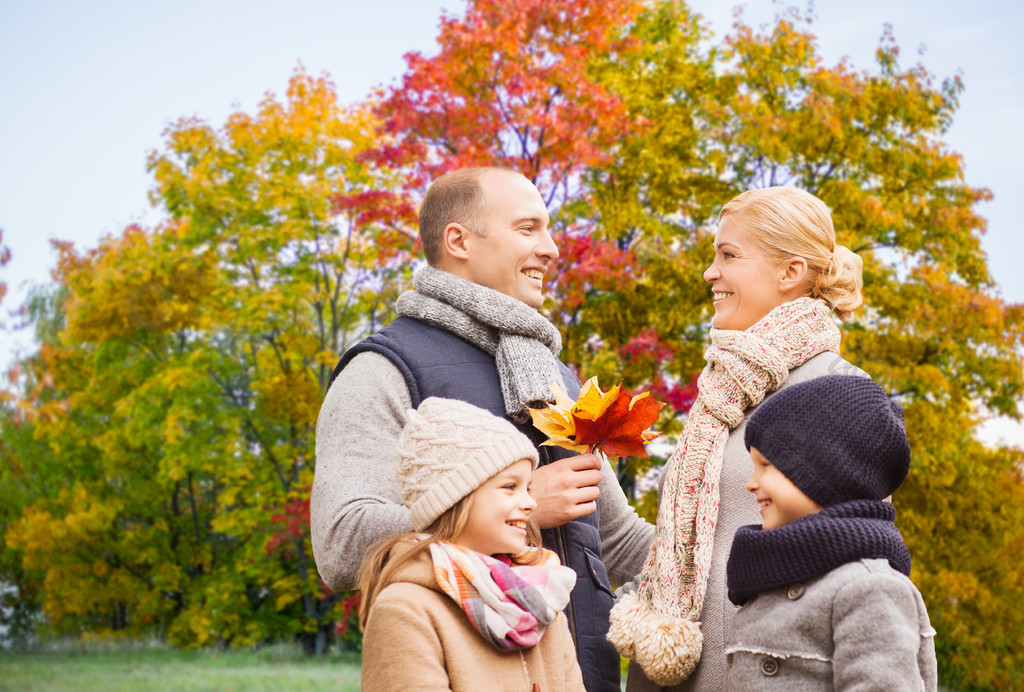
[779,256,809,293]
[441,223,472,261]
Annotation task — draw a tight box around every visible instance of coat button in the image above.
[787,583,805,600]
[760,657,779,676]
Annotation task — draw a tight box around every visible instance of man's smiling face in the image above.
[460,170,557,309]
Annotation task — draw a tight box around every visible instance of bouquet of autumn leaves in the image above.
[529,377,665,458]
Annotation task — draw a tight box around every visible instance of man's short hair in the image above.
[418,167,517,265]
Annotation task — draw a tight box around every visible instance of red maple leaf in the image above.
[572,386,665,458]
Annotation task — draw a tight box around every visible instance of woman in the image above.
[607,186,866,691]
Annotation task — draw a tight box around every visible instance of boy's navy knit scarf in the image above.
[726,500,911,606]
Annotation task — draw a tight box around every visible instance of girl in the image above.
[357,396,585,692]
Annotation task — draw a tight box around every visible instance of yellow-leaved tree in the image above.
[3,69,415,652]
[581,6,1024,688]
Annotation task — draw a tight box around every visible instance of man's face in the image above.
[461,172,556,309]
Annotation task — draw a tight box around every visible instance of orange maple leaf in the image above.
[529,380,589,454]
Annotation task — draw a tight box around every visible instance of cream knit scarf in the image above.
[607,298,840,686]
[395,266,562,423]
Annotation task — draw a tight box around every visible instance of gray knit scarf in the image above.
[395,266,563,423]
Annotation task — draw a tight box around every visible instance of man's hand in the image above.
[529,454,604,529]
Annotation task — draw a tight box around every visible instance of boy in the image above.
[724,375,937,690]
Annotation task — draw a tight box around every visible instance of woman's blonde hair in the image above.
[356,495,545,631]
[718,186,863,322]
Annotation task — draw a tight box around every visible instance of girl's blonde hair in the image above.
[718,186,863,322]
[356,495,545,631]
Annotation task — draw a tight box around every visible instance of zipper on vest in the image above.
[542,445,578,648]
[554,523,577,647]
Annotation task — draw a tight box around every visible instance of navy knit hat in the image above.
[744,375,910,507]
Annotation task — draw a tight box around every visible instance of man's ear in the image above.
[779,256,808,293]
[442,223,472,261]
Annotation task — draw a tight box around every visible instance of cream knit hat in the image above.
[396,397,539,531]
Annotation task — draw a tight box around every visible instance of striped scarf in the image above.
[429,542,577,652]
[607,298,840,685]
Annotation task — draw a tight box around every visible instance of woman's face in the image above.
[703,217,789,331]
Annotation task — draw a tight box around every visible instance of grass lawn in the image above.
[0,643,361,692]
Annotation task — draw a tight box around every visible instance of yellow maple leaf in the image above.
[529,380,589,453]
[572,377,619,421]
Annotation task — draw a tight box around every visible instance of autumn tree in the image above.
[584,6,1024,687]
[377,0,644,198]
[373,0,688,500]
[564,0,716,413]
[0,228,10,308]
[377,0,1023,684]
[0,280,54,645]
[3,70,414,652]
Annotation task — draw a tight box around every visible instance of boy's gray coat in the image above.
[724,558,937,691]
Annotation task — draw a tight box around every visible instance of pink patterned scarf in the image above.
[429,541,576,652]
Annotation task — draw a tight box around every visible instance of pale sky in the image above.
[1,0,1021,442]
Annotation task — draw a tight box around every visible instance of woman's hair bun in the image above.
[813,244,863,323]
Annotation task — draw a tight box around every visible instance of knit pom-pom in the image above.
[607,594,703,685]
[606,592,647,658]
[632,614,703,687]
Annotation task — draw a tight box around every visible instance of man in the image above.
[311,167,654,691]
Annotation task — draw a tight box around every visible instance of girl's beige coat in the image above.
[361,544,586,692]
